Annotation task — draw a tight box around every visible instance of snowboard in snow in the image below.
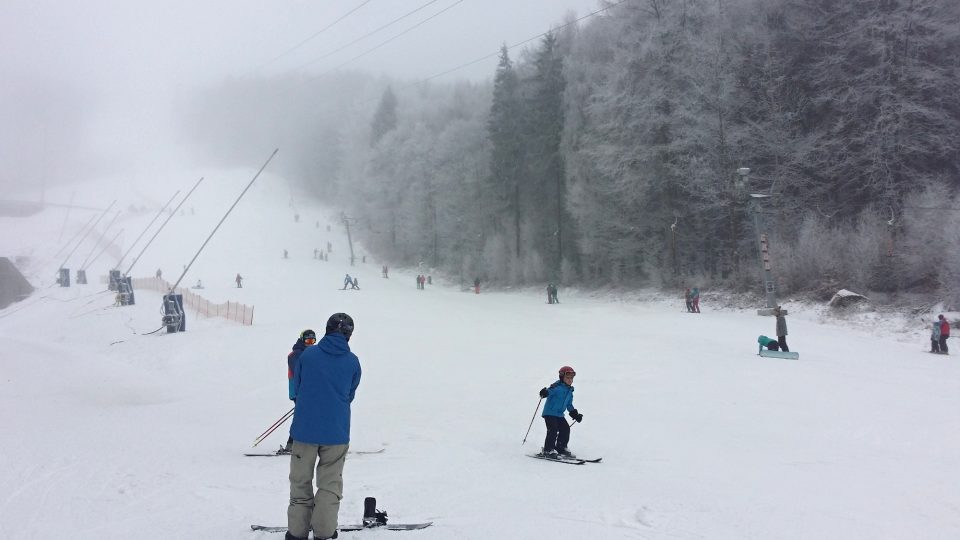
[759,350,799,360]
[251,523,432,532]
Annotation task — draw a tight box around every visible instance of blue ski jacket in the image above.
[542,379,575,418]
[287,339,307,401]
[290,332,361,445]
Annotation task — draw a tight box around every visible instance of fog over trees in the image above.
[184,0,960,303]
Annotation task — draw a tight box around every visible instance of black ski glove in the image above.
[570,409,583,422]
[539,387,549,398]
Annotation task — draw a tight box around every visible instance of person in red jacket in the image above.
[939,314,951,354]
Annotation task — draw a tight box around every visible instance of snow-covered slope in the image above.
[2,169,959,539]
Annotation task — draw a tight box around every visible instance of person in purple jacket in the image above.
[286,313,361,540]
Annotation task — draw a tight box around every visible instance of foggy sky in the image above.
[1,0,602,196]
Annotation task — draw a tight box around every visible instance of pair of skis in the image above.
[244,447,385,457]
[528,453,602,465]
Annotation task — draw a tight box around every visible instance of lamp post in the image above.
[737,168,779,314]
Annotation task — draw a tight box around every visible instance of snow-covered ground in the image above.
[2,169,959,540]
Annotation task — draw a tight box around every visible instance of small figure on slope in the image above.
[774,306,789,352]
[690,287,701,313]
[538,366,583,459]
[757,335,780,353]
[939,314,951,354]
[931,320,942,353]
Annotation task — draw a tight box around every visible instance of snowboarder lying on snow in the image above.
[757,335,780,353]
[538,366,583,459]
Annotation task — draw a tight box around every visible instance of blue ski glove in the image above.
[539,387,549,398]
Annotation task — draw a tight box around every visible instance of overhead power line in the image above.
[295,0,444,69]
[414,0,632,85]
[301,0,466,74]
[259,0,374,69]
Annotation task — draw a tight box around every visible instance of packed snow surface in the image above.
[2,169,958,539]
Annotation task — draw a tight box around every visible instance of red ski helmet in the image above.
[558,366,576,378]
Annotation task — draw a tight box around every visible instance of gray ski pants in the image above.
[287,441,349,539]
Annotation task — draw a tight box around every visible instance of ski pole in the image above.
[253,410,293,447]
[521,397,543,444]
[253,407,294,446]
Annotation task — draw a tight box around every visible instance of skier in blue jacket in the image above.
[287,313,361,540]
[538,366,583,458]
[283,329,316,453]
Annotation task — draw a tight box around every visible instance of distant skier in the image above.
[691,287,701,313]
[155,268,162,279]
[342,274,352,290]
[546,284,553,304]
[939,314,951,353]
[351,277,359,290]
[474,277,481,294]
[283,249,289,259]
[537,366,583,459]
[684,288,693,312]
[382,265,389,278]
[774,306,788,351]
[236,273,243,288]
[758,335,780,353]
[931,320,942,353]
[283,329,316,453]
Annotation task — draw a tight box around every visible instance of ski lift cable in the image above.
[304,0,466,75]
[411,0,632,86]
[258,0,375,69]
[289,0,444,71]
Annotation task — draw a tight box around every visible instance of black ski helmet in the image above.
[325,312,354,340]
[300,329,317,343]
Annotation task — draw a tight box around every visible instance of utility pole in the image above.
[737,167,778,314]
[341,212,357,266]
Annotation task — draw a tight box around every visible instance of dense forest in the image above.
[185,0,960,304]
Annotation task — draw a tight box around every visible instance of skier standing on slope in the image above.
[286,313,361,540]
[282,329,316,453]
[538,366,583,458]
[774,306,789,352]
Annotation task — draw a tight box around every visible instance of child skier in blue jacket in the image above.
[283,329,316,453]
[538,366,583,458]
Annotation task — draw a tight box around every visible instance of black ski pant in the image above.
[940,336,949,353]
[777,336,789,352]
[543,415,570,453]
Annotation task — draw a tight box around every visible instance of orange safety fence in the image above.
[127,276,255,325]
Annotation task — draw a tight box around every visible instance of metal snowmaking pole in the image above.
[113,189,181,271]
[79,210,121,270]
[53,212,97,259]
[57,191,76,245]
[124,178,203,277]
[82,228,125,271]
[58,200,116,271]
[163,150,278,333]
